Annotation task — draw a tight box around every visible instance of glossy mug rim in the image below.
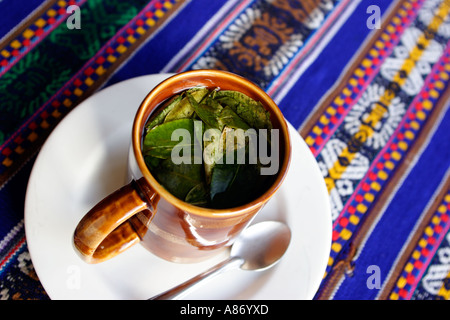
[132,70,291,217]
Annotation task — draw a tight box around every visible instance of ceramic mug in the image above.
[73,70,291,264]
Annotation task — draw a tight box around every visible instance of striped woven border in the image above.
[0,0,88,78]
[0,221,25,276]
[302,0,450,298]
[326,43,450,278]
[302,0,425,156]
[388,188,450,299]
[0,0,185,187]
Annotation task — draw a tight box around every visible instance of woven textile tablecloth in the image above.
[0,0,449,300]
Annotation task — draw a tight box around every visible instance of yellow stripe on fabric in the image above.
[437,271,450,300]
[323,0,450,194]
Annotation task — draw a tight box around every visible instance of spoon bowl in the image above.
[150,221,291,300]
[232,221,291,271]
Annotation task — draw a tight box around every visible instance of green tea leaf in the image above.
[214,94,240,112]
[185,182,209,206]
[203,126,249,184]
[154,158,203,200]
[143,86,275,209]
[215,90,272,130]
[236,102,272,130]
[144,155,162,171]
[164,87,209,122]
[214,90,255,107]
[145,95,183,132]
[209,161,235,201]
[203,127,222,184]
[143,118,194,159]
[187,93,223,129]
[218,106,250,130]
[210,155,260,208]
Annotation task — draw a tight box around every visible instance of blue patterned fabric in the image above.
[0,0,449,300]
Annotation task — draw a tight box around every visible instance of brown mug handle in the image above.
[73,179,157,264]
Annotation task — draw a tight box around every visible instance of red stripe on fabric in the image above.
[406,202,450,299]
[0,236,26,271]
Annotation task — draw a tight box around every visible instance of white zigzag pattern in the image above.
[0,220,24,253]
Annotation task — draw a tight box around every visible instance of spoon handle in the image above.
[149,256,244,300]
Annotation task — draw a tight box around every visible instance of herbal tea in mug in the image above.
[142,87,279,209]
[74,70,291,264]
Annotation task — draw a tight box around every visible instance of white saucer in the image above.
[24,74,331,300]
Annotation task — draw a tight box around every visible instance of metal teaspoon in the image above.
[149,221,291,300]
